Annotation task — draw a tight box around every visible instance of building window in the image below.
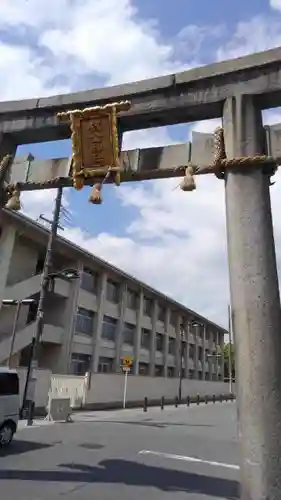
[36,254,45,274]
[143,297,152,316]
[180,340,186,356]
[123,322,135,345]
[141,328,150,349]
[168,337,176,355]
[127,289,138,310]
[80,269,98,294]
[70,354,91,375]
[170,311,177,327]
[158,305,165,322]
[167,367,175,378]
[98,356,114,373]
[189,344,195,359]
[198,346,203,361]
[156,333,164,352]
[75,308,94,336]
[101,315,117,341]
[155,365,164,377]
[139,362,149,375]
[106,279,120,303]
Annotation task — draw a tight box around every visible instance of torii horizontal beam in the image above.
[5,122,281,192]
[0,47,281,144]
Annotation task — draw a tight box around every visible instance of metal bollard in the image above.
[220,394,223,402]
[205,395,208,404]
[27,400,35,427]
[143,397,148,412]
[186,396,190,407]
[213,394,216,404]
[161,396,165,410]
[175,396,178,408]
[197,393,200,405]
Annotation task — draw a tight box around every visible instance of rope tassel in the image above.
[180,166,196,192]
[88,183,102,204]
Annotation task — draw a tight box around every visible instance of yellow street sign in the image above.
[121,356,133,368]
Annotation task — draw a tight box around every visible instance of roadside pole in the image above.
[123,368,129,409]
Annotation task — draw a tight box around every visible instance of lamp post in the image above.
[191,320,203,379]
[21,267,80,423]
[206,350,221,378]
[2,298,36,368]
[178,323,186,403]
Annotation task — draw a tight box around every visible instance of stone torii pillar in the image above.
[223,94,281,500]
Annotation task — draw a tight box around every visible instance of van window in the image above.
[0,373,19,395]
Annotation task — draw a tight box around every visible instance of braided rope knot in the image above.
[179,126,277,192]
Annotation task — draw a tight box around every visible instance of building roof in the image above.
[1,208,227,334]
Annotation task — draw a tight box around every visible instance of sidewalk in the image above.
[17,418,55,430]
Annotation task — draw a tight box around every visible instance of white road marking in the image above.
[139,450,240,470]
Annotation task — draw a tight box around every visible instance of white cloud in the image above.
[270,0,281,12]
[2,1,281,327]
[216,14,281,60]
[20,188,71,227]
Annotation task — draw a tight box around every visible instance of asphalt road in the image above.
[0,402,240,499]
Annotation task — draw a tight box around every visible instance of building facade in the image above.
[0,209,226,380]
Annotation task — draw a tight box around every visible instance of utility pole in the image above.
[21,187,63,422]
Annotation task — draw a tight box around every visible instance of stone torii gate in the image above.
[1,47,281,499]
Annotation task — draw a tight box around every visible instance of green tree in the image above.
[222,343,235,381]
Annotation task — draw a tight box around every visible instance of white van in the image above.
[0,368,20,447]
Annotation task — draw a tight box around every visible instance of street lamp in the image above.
[178,323,186,403]
[49,268,80,280]
[191,320,203,378]
[46,268,81,292]
[2,298,36,368]
[21,267,80,424]
[206,347,230,387]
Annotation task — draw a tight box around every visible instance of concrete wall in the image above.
[0,303,29,337]
[85,374,234,407]
[12,369,234,413]
[44,295,67,327]
[17,367,52,408]
[7,236,38,285]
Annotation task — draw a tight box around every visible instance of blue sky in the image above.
[4,0,281,325]
[15,0,276,242]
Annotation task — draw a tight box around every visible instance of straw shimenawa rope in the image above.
[0,154,20,210]
[179,127,277,191]
[3,126,277,204]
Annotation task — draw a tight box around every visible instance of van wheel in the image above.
[0,423,14,447]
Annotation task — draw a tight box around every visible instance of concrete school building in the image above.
[0,208,226,380]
